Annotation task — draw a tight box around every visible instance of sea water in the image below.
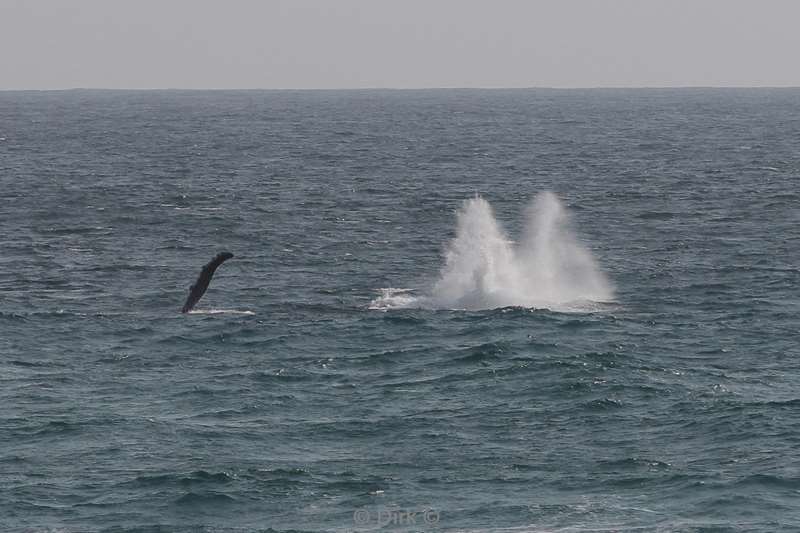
[1,89,799,531]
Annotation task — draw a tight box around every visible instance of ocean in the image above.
[1,88,798,532]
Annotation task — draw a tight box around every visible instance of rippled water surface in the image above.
[1,89,799,532]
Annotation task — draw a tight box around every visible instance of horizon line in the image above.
[2,85,800,92]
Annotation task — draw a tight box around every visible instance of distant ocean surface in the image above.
[1,89,799,532]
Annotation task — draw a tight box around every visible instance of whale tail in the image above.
[181,252,234,313]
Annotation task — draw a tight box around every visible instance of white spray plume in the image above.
[371,192,614,312]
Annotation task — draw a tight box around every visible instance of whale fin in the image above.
[181,252,234,313]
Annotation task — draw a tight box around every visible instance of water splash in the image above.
[372,192,614,311]
[368,288,419,310]
[187,309,256,315]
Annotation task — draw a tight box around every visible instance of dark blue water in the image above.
[1,89,799,532]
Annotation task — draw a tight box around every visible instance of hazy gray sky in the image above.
[2,0,799,89]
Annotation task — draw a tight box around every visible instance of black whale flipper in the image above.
[181,252,234,313]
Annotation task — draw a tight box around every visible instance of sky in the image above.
[1,0,799,90]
